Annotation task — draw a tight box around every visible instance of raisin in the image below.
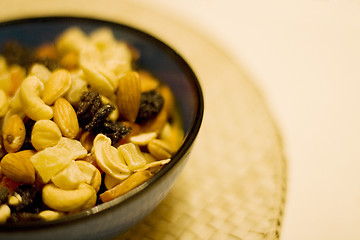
[76,91,133,146]
[0,187,9,205]
[136,90,164,124]
[20,118,35,151]
[100,121,132,144]
[77,91,102,128]
[34,57,59,71]
[2,41,35,70]
[11,185,42,213]
[84,104,115,131]
[7,212,43,224]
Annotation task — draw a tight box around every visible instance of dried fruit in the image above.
[75,160,102,192]
[0,188,10,205]
[30,138,87,183]
[11,184,42,213]
[136,90,164,124]
[76,91,132,144]
[2,41,34,70]
[51,161,86,190]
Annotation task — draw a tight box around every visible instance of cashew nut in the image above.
[117,143,147,171]
[75,160,102,192]
[19,76,53,121]
[81,62,115,97]
[65,70,88,104]
[42,183,96,212]
[92,134,131,180]
[29,63,52,84]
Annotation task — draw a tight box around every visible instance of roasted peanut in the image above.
[39,210,64,221]
[148,139,175,160]
[129,132,157,146]
[0,204,10,224]
[31,120,62,151]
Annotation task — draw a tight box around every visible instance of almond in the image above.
[53,98,79,139]
[42,69,71,105]
[2,114,25,153]
[0,150,36,184]
[116,71,141,122]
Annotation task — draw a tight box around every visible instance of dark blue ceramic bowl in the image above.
[0,17,203,240]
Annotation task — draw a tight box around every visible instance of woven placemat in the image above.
[0,1,287,239]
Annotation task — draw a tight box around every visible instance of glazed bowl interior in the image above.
[0,17,203,231]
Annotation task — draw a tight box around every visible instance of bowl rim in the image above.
[0,16,204,230]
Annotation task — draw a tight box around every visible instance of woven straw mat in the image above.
[0,1,287,239]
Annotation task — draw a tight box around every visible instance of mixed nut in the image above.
[0,27,183,223]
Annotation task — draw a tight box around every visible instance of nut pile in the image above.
[0,27,184,224]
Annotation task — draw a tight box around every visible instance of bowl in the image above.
[0,16,204,240]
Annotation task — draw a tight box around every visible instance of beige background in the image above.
[132,0,360,239]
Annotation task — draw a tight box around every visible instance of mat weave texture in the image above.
[115,6,287,238]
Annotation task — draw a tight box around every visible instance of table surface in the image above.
[132,1,360,240]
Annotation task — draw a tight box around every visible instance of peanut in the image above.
[31,120,62,151]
